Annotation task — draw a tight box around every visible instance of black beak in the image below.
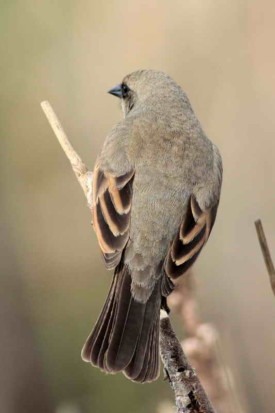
[108,83,123,98]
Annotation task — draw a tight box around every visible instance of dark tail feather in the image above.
[81,265,161,383]
[124,288,160,381]
[81,275,118,365]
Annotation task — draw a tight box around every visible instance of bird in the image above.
[81,70,222,383]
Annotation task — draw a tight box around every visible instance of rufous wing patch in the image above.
[92,163,134,269]
[165,195,217,279]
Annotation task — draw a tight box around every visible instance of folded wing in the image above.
[165,195,218,279]
[92,163,134,269]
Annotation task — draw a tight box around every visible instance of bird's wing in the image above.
[165,194,218,279]
[92,162,134,269]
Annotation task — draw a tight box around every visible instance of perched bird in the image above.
[81,70,222,383]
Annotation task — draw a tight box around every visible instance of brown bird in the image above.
[81,70,222,382]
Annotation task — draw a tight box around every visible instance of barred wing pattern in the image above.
[165,195,218,279]
[92,163,134,269]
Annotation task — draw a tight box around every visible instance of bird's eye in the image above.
[121,84,130,98]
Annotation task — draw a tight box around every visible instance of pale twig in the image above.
[41,101,216,413]
[40,101,93,208]
[255,219,275,297]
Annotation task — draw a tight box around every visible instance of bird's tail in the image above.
[81,264,161,382]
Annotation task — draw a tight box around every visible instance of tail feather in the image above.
[124,286,160,381]
[81,275,117,363]
[131,318,159,382]
[106,270,146,372]
[81,264,161,383]
[133,323,154,382]
[123,319,152,380]
[97,297,118,369]
[150,322,160,380]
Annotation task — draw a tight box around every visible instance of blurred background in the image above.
[1,0,275,412]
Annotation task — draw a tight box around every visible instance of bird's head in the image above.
[108,70,189,118]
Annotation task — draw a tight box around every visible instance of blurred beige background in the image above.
[1,1,275,412]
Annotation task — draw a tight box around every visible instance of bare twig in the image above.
[255,219,275,297]
[41,101,216,413]
[169,274,247,413]
[40,101,93,208]
[160,310,216,413]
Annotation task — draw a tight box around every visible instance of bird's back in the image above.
[124,113,215,301]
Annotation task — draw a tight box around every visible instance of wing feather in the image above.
[165,195,218,279]
[92,162,134,269]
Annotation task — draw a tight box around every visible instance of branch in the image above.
[41,101,215,413]
[160,311,216,413]
[40,101,93,208]
[255,219,275,297]
[168,274,247,413]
